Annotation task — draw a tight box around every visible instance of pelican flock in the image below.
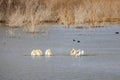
[31,49,43,56]
[31,48,84,57]
[70,49,84,57]
[31,49,53,56]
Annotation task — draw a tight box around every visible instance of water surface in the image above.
[0,25,120,80]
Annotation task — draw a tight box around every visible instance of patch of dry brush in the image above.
[0,0,120,29]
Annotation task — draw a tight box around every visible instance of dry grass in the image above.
[0,0,120,30]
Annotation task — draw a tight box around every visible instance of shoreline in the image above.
[0,19,120,28]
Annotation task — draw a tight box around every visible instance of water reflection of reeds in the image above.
[6,28,16,38]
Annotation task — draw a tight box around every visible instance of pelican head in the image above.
[45,49,53,56]
[70,49,76,56]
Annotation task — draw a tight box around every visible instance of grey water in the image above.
[0,25,120,80]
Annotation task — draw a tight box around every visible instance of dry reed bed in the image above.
[0,0,120,31]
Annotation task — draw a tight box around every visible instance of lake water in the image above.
[0,25,120,80]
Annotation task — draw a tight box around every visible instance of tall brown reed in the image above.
[0,0,120,28]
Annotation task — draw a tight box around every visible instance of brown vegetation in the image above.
[0,0,120,29]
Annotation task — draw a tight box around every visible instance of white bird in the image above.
[31,50,37,56]
[75,49,81,57]
[45,49,53,56]
[31,49,43,56]
[81,50,84,55]
[37,49,43,56]
[75,49,84,57]
[70,49,76,56]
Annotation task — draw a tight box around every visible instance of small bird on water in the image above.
[115,32,119,34]
[73,39,76,42]
[77,40,80,43]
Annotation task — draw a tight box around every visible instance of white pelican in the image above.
[81,50,84,55]
[31,50,37,56]
[45,49,53,56]
[31,49,43,56]
[37,49,43,56]
[75,49,84,57]
[70,49,76,56]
